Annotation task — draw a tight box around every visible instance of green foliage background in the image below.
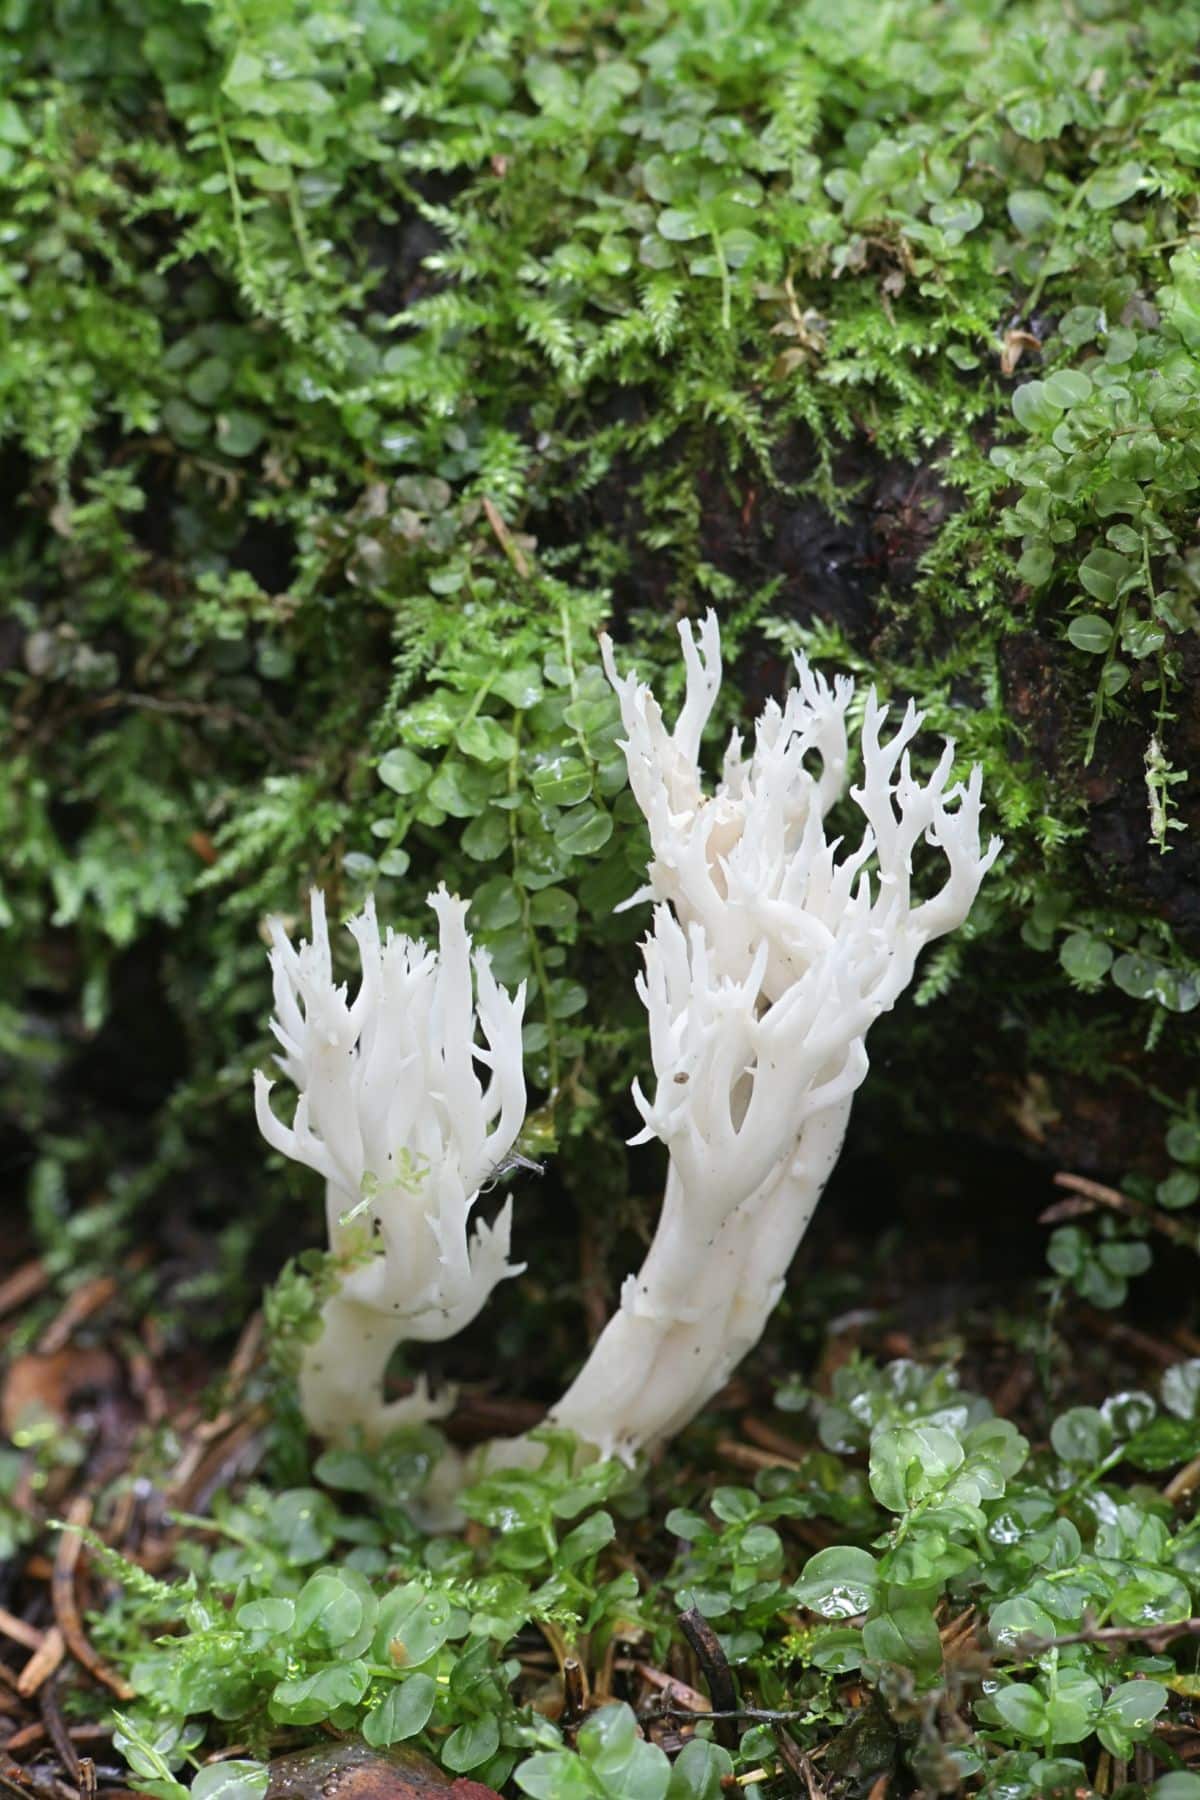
[7,0,1200,1304]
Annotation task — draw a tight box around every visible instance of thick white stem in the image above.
[547,1098,854,1461]
[720,1098,854,1354]
[298,1281,453,1445]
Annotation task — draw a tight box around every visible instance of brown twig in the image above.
[2,1725,113,1758]
[0,1748,76,1800]
[939,1607,978,1655]
[677,1608,737,1750]
[796,1744,827,1800]
[739,1416,813,1463]
[0,1612,43,1654]
[481,497,531,579]
[0,1263,48,1323]
[651,1702,815,1724]
[715,1438,797,1476]
[1022,1615,1200,1655]
[162,1312,267,1510]
[36,1279,119,1357]
[51,1499,133,1700]
[16,1630,64,1698]
[629,1663,710,1715]
[1049,1172,1200,1254]
[167,1405,269,1518]
[776,1728,813,1788]
[560,1658,587,1730]
[1164,1456,1200,1504]
[37,1678,79,1782]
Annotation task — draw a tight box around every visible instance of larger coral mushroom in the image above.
[547,614,1001,1460]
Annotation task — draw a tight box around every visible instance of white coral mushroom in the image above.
[546,614,1001,1460]
[600,614,999,1001]
[255,886,527,1442]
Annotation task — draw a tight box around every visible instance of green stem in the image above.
[1084,587,1129,764]
[1024,177,1089,320]
[711,226,732,332]
[287,175,322,281]
[215,114,252,291]
[942,87,1034,157]
[506,714,561,1099]
[557,590,597,775]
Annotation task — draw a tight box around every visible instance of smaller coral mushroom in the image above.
[254,886,526,1443]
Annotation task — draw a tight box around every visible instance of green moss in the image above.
[6,0,1200,1299]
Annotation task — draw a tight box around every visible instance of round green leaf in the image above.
[1111,952,1161,1001]
[372,1584,453,1668]
[471,877,523,931]
[533,756,592,806]
[1102,1680,1167,1730]
[664,1738,733,1800]
[461,807,509,861]
[1167,1121,1200,1165]
[528,886,578,929]
[1008,189,1059,236]
[235,1598,295,1635]
[1042,369,1092,408]
[269,1660,369,1725]
[516,1751,594,1800]
[1066,615,1112,654]
[493,665,545,709]
[553,803,613,856]
[1016,542,1054,585]
[378,748,428,795]
[1094,480,1143,516]
[861,1604,943,1679]
[1050,1406,1112,1465]
[1087,162,1144,210]
[191,1763,268,1800]
[1078,547,1134,605]
[929,197,983,233]
[1157,1170,1199,1209]
[869,1423,963,1511]
[993,1682,1048,1738]
[1123,619,1165,659]
[793,1546,878,1619]
[1012,381,1059,431]
[294,1568,377,1656]
[215,409,265,457]
[186,355,232,406]
[807,1625,864,1672]
[1059,933,1113,984]
[988,1597,1055,1651]
[658,208,704,242]
[459,717,517,764]
[163,397,209,444]
[443,1714,500,1773]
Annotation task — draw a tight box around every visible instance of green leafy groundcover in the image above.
[8,0,1200,1792]
[97,1361,1200,1798]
